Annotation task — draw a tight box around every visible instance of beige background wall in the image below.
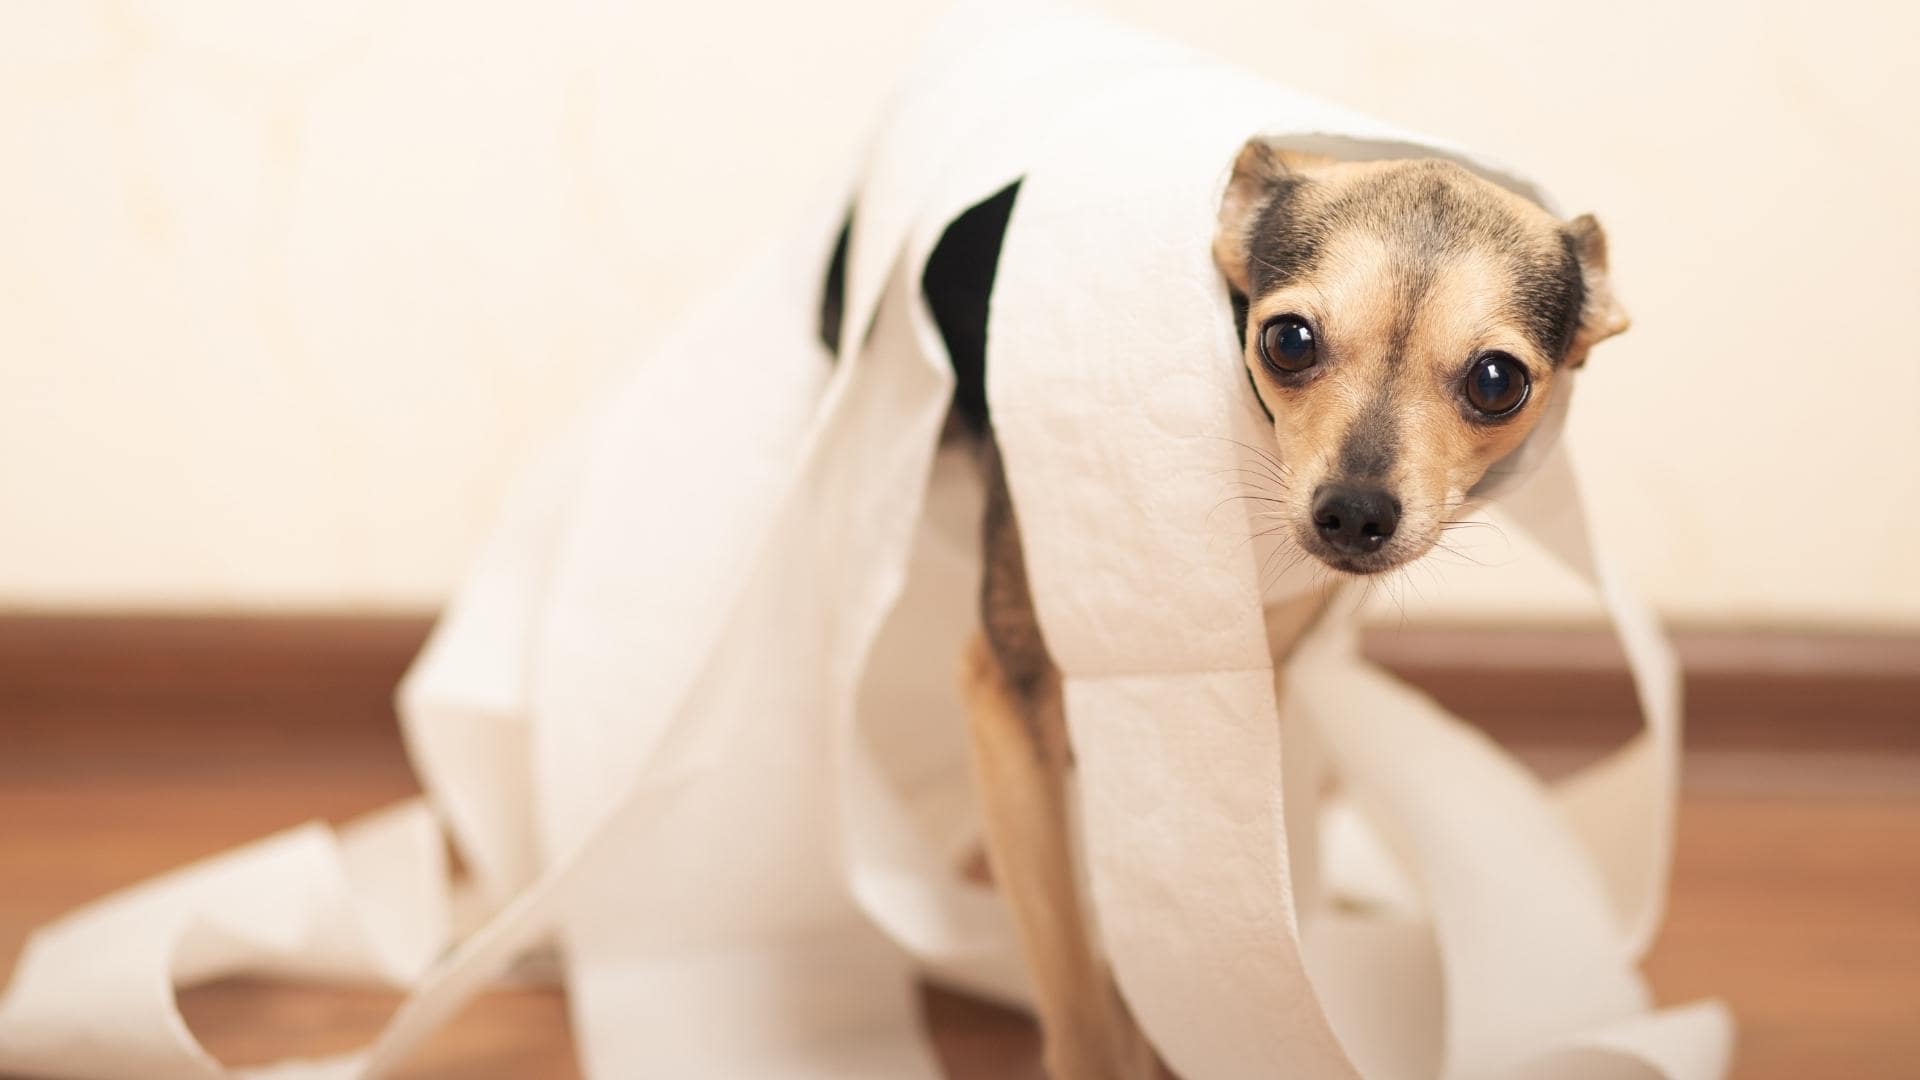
[2,0,1915,626]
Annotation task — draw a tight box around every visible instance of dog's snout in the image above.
[1311,484,1401,554]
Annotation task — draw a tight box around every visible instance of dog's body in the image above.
[965,146,1623,1079]
[822,138,1628,1079]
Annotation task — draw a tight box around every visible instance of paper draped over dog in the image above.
[0,4,1733,1078]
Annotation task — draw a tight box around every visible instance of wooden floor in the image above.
[4,678,1918,1077]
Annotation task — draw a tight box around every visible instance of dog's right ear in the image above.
[1214,140,1329,295]
[1214,140,1281,295]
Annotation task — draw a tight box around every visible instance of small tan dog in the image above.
[929,139,1630,1078]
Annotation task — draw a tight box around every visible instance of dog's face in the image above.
[1214,144,1629,575]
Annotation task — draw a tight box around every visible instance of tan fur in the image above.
[1223,145,1627,573]
[1244,235,1563,554]
[962,633,1168,1080]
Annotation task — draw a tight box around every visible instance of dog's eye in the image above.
[1258,315,1317,375]
[1464,352,1530,417]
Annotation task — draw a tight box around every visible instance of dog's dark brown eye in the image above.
[1464,352,1530,417]
[1258,315,1317,374]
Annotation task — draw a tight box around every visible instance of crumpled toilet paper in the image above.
[0,3,1732,1078]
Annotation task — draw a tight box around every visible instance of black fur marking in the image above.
[1245,175,1320,295]
[1511,232,1586,364]
[1336,386,1400,479]
[978,438,1054,703]
[1230,287,1276,423]
[817,208,853,357]
[923,180,1022,434]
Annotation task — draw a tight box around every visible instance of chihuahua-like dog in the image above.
[910,140,1629,1079]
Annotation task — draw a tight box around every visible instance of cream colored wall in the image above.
[2,1,1915,626]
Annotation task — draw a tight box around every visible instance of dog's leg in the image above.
[964,445,1167,1080]
[963,634,1166,1080]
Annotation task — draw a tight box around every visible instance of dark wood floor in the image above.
[4,653,1917,1078]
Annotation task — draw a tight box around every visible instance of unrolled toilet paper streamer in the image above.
[0,3,1732,1078]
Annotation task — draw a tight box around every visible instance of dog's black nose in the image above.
[1311,484,1401,554]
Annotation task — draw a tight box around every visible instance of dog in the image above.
[903,139,1631,1080]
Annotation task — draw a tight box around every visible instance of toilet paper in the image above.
[0,4,1731,1078]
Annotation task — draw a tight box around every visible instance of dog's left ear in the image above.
[1564,213,1631,367]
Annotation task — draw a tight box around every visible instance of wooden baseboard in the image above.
[1,615,1915,751]
[1365,626,1920,752]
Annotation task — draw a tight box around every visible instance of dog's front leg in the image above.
[961,633,1168,1080]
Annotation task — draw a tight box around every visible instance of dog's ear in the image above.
[1214,141,1281,294]
[1563,213,1631,367]
[1214,141,1331,295]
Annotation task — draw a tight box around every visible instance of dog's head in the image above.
[1214,142,1629,576]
